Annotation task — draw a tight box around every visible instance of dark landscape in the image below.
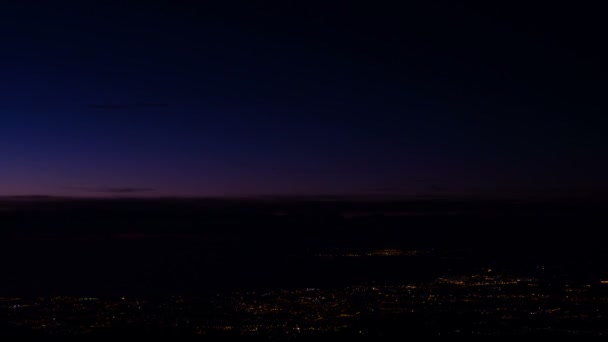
[4,197,608,337]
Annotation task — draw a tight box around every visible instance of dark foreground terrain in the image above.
[3,197,608,337]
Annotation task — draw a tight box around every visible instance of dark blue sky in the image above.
[1,1,606,197]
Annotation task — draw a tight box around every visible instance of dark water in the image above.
[5,232,608,296]
[4,239,454,296]
[3,199,608,296]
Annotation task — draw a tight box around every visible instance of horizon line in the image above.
[0,192,605,202]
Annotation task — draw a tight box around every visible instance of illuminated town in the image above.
[6,267,608,337]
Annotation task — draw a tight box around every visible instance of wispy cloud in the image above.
[88,103,169,110]
[73,187,155,194]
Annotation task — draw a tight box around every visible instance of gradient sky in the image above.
[1,1,606,197]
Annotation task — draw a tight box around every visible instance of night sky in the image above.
[1,1,606,197]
